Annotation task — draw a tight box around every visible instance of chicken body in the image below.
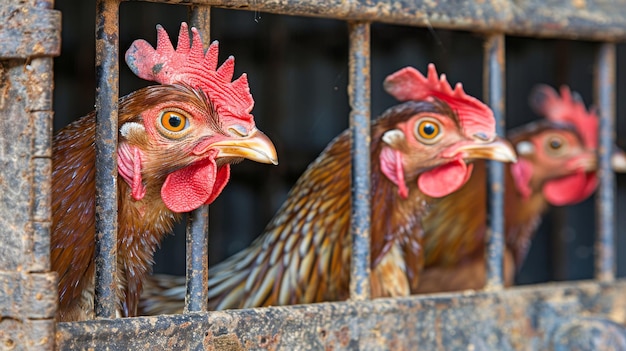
[139,72,517,315]
[51,25,277,321]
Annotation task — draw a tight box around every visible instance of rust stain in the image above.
[318,327,328,341]
[204,332,245,351]
[0,62,9,110]
[257,333,280,350]
[334,326,350,347]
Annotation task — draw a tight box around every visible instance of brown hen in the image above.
[51,23,278,321]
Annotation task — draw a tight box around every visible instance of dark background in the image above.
[53,1,626,286]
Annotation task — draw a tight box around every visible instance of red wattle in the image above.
[417,157,473,198]
[118,144,146,201]
[204,165,230,205]
[510,159,534,200]
[160,154,231,213]
[380,147,409,198]
[543,171,597,206]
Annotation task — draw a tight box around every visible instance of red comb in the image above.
[530,85,598,149]
[383,64,495,139]
[125,22,254,124]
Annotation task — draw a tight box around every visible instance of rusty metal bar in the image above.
[0,4,61,59]
[348,21,371,301]
[184,5,212,314]
[57,280,626,350]
[94,0,120,319]
[0,1,60,348]
[185,204,209,313]
[189,4,211,39]
[483,34,506,290]
[594,42,616,282]
[123,0,626,41]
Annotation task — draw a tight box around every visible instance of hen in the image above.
[139,64,517,315]
[51,23,278,321]
[416,85,626,293]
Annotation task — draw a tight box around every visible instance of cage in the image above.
[1,0,626,349]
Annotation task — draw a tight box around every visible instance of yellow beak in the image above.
[211,129,278,165]
[452,137,517,163]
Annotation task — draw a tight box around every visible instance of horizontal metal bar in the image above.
[4,319,56,351]
[94,0,120,319]
[594,43,616,282]
[57,279,626,350]
[484,34,506,290]
[123,0,626,41]
[348,21,371,302]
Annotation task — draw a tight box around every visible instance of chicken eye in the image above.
[415,118,442,144]
[549,138,562,149]
[157,110,192,139]
[161,111,186,132]
[544,135,568,156]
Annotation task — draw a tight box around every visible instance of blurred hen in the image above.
[417,85,626,293]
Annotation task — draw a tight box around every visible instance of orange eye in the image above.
[160,110,188,133]
[415,118,441,144]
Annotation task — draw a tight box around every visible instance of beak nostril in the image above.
[229,125,249,137]
[473,132,490,141]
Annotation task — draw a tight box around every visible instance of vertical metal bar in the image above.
[94,0,120,319]
[348,21,371,301]
[185,205,209,313]
[483,34,506,290]
[594,42,616,282]
[189,5,211,41]
[185,6,211,313]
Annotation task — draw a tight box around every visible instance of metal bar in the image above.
[348,21,371,301]
[123,0,626,41]
[483,34,506,290]
[0,4,61,59]
[94,0,120,319]
[594,42,616,282]
[189,5,211,40]
[184,206,210,312]
[0,2,59,347]
[184,5,212,314]
[57,280,626,350]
